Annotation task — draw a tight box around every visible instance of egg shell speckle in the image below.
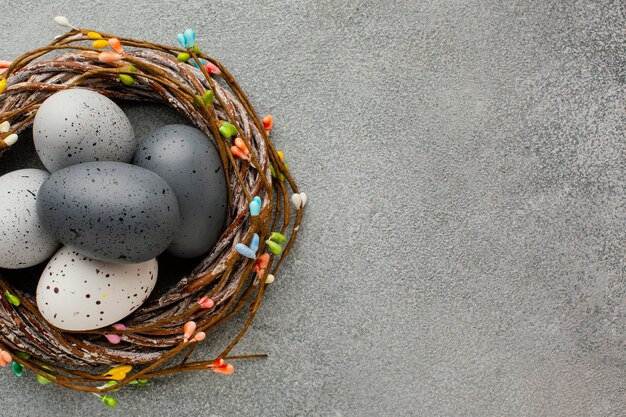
[36,246,157,331]
[33,89,136,172]
[133,125,227,258]
[37,161,180,264]
[0,169,60,269]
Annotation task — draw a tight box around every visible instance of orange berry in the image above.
[262,115,273,131]
[108,38,123,54]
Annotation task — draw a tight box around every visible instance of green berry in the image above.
[203,90,214,105]
[14,351,30,360]
[269,232,287,244]
[12,361,22,377]
[119,74,134,86]
[5,291,20,306]
[37,374,51,385]
[103,380,120,392]
[265,240,283,255]
[218,122,238,139]
[102,396,118,407]
[193,95,204,108]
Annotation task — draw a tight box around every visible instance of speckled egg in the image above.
[33,89,136,172]
[0,169,59,269]
[133,124,227,258]
[36,246,157,331]
[36,161,180,264]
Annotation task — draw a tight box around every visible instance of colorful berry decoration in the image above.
[183,29,196,49]
[102,365,132,381]
[36,365,55,385]
[265,232,287,255]
[4,290,20,307]
[177,53,191,63]
[203,61,221,75]
[182,321,205,342]
[104,323,127,344]
[98,38,125,64]
[0,60,13,71]
[92,39,108,49]
[100,395,118,407]
[98,381,121,393]
[0,349,12,367]
[219,121,238,139]
[202,90,214,105]
[291,192,308,209]
[191,332,206,343]
[12,361,22,376]
[176,33,186,48]
[0,120,17,146]
[249,195,262,216]
[129,378,149,386]
[119,73,134,86]
[54,16,78,30]
[98,51,122,63]
[37,374,52,385]
[254,253,270,276]
[262,115,273,133]
[197,296,215,309]
[183,321,196,342]
[235,234,259,259]
[211,358,235,375]
[231,137,250,161]
[270,151,288,180]
[108,38,123,54]
[13,351,29,360]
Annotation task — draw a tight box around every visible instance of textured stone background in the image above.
[0,1,624,416]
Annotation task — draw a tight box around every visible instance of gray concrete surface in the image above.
[0,1,624,416]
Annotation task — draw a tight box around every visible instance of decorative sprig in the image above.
[54,16,79,31]
[0,121,18,147]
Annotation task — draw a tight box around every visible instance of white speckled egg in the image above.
[0,169,59,269]
[33,89,136,172]
[36,246,157,331]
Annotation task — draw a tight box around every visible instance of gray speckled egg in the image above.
[36,161,180,264]
[33,89,136,172]
[0,169,60,269]
[133,124,227,258]
[36,246,157,331]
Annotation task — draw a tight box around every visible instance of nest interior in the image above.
[0,28,303,392]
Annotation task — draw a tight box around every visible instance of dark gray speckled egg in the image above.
[33,89,136,172]
[133,124,227,258]
[37,161,180,264]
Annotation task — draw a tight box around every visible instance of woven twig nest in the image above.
[0,21,304,397]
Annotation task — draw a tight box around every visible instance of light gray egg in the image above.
[0,169,59,269]
[33,89,136,172]
[36,162,180,264]
[133,124,227,258]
